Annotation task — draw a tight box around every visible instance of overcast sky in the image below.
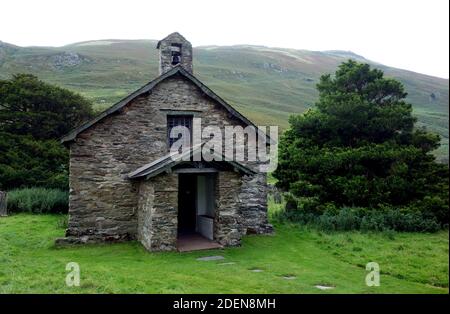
[1,0,448,78]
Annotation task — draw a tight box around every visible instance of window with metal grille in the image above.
[167,115,193,150]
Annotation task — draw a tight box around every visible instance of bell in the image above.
[172,55,181,65]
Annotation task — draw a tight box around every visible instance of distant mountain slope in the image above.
[0,39,448,161]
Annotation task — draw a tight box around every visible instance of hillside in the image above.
[0,39,448,161]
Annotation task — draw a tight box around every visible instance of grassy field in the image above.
[0,213,447,294]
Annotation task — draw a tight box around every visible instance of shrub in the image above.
[278,201,441,232]
[6,187,68,214]
[317,207,362,231]
[359,207,441,232]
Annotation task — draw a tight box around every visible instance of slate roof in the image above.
[61,65,271,144]
[127,143,256,180]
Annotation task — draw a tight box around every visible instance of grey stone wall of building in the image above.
[214,171,243,246]
[138,175,178,251]
[63,75,271,249]
[137,180,154,250]
[239,173,273,235]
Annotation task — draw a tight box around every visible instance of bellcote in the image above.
[156,32,193,75]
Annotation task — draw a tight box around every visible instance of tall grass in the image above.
[273,205,441,233]
[7,188,68,214]
[269,192,442,232]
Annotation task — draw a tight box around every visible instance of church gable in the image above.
[67,70,258,184]
[61,66,258,145]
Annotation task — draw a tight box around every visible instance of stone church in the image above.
[58,32,272,252]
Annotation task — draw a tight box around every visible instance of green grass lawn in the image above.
[0,214,448,294]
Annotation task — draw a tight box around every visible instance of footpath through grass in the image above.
[0,214,448,293]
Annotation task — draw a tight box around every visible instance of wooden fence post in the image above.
[0,191,7,216]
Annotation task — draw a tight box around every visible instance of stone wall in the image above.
[137,180,154,249]
[138,174,178,251]
[239,174,273,234]
[214,171,243,246]
[213,171,272,247]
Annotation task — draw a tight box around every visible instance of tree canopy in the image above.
[0,73,93,140]
[274,60,448,227]
[0,74,94,190]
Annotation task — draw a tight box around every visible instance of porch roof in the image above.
[126,143,256,180]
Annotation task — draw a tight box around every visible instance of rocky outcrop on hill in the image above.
[50,52,88,69]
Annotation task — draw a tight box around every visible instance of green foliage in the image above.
[0,132,68,189]
[0,74,93,140]
[275,201,441,233]
[274,60,449,230]
[6,187,68,213]
[0,74,93,190]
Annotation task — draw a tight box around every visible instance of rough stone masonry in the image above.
[57,32,273,251]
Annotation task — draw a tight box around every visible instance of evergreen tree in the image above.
[0,74,94,190]
[274,60,448,225]
[0,74,93,140]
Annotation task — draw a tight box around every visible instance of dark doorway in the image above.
[177,174,197,234]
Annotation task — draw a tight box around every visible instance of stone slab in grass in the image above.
[282,276,297,280]
[196,255,225,261]
[315,285,335,290]
[250,268,264,272]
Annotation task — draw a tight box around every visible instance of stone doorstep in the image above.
[178,233,224,252]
